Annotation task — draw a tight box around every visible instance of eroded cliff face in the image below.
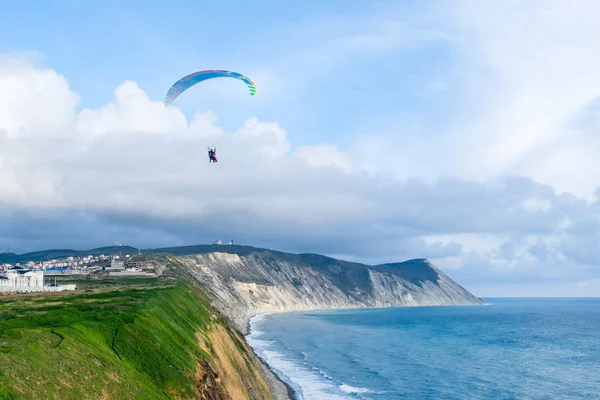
[196,322,275,400]
[179,250,482,335]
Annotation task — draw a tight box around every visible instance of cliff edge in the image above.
[176,248,483,334]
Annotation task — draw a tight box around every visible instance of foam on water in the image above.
[339,384,371,394]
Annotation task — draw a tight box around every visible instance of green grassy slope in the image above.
[0,276,272,400]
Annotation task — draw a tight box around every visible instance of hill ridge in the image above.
[0,243,432,269]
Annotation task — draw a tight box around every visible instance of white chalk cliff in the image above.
[176,246,483,334]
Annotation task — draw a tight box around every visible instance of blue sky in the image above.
[0,0,464,145]
[2,0,600,296]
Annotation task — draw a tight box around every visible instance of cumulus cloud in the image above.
[0,58,79,139]
[1,46,600,296]
[75,81,187,139]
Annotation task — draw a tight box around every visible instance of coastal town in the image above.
[0,251,166,293]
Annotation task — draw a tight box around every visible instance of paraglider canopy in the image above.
[164,70,257,106]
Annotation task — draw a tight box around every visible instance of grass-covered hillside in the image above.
[0,273,273,399]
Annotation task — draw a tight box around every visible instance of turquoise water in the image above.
[247,299,600,399]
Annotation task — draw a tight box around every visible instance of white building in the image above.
[0,266,76,293]
[6,266,44,287]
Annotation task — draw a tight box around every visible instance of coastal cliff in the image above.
[176,248,483,335]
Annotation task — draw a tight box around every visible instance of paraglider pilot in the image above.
[208,147,218,163]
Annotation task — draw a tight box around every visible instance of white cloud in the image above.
[293,145,353,172]
[234,117,290,158]
[519,198,552,212]
[0,58,79,138]
[75,80,187,139]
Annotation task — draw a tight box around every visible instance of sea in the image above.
[246,299,600,400]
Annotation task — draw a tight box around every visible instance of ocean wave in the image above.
[250,338,276,348]
[339,384,371,394]
[311,366,333,380]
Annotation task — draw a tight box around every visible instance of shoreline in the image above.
[246,312,300,400]
[244,312,300,400]
[261,356,299,400]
